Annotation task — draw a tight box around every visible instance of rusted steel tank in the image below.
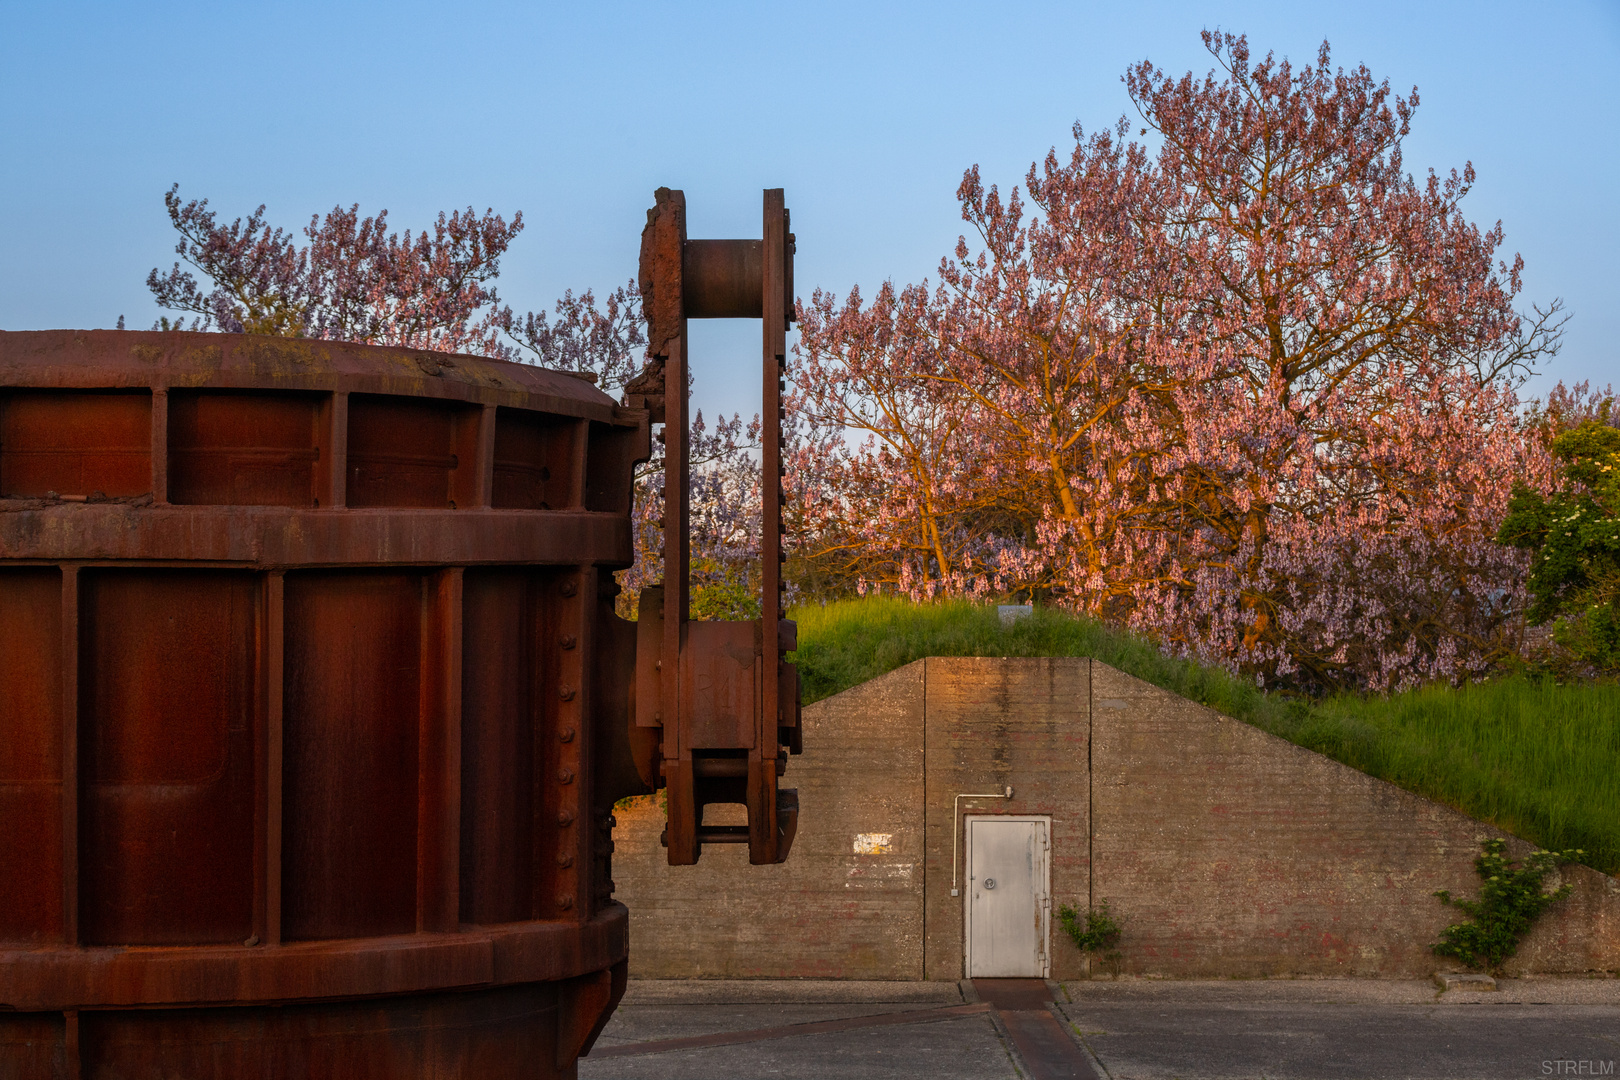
[0,328,651,1077]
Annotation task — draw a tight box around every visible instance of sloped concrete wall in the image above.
[1089,664,1620,977]
[612,657,1620,978]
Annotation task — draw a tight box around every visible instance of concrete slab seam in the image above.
[982,1005,1027,1078]
[1055,1008,1114,1080]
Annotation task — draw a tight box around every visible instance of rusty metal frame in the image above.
[632,188,802,866]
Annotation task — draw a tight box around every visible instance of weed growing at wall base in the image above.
[1434,838,1581,973]
[1056,900,1122,953]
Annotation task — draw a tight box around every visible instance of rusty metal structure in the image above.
[629,187,801,866]
[0,188,798,1078]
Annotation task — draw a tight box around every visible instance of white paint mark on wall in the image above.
[853,833,893,855]
[844,863,915,888]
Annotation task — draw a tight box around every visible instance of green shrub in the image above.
[1433,838,1582,973]
[1497,416,1620,675]
[1056,899,1122,952]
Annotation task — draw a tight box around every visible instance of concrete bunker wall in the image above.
[612,658,1620,979]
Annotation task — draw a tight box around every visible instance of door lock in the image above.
[983,878,996,890]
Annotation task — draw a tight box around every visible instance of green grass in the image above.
[787,597,1620,875]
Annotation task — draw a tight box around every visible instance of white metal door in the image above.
[965,816,1049,977]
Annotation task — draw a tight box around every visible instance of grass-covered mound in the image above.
[787,597,1620,875]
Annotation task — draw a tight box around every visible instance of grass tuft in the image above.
[787,597,1620,874]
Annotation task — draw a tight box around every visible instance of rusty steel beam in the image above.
[683,239,763,318]
[0,506,634,565]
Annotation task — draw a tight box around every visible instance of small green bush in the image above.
[1433,838,1582,973]
[1056,899,1122,952]
[1497,415,1620,676]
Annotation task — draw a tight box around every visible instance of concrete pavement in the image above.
[1055,979,1620,1079]
[579,978,1620,1080]
[581,981,1011,1079]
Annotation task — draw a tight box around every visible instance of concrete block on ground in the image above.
[612,657,1620,980]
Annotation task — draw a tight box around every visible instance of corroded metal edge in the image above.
[0,905,628,1010]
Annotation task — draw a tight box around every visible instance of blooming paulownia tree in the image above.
[148,185,522,356]
[795,32,1567,691]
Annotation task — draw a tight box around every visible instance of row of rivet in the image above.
[593,808,616,906]
[555,573,582,913]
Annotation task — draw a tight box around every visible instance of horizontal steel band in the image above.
[0,329,632,425]
[0,907,628,1010]
[0,505,633,566]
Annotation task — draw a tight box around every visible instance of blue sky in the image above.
[2,1,1615,421]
